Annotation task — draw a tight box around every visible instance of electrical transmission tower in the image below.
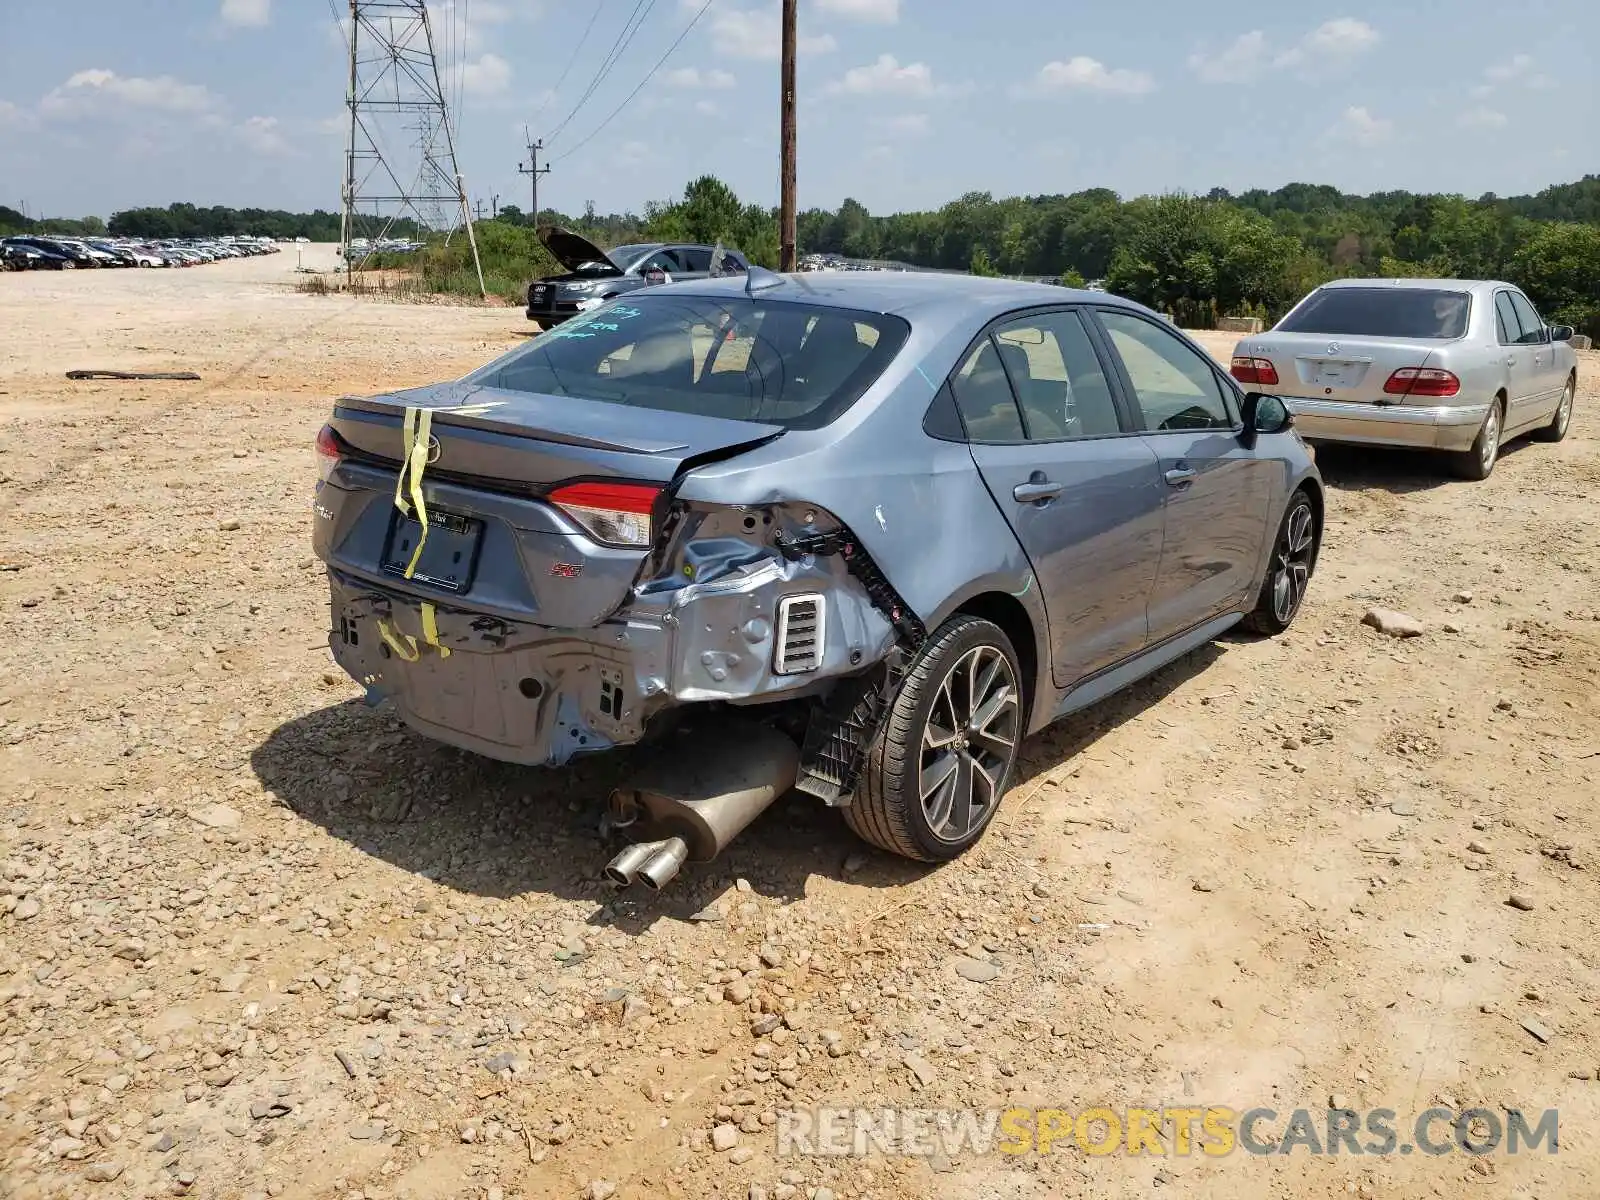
[340,0,484,296]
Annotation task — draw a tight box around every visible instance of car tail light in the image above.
[1230,357,1279,386]
[549,482,661,548]
[1383,367,1460,398]
[315,423,342,482]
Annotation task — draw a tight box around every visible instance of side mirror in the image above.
[1240,392,1292,447]
[1550,325,1574,343]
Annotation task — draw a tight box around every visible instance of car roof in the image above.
[1318,277,1512,294]
[652,271,1147,321]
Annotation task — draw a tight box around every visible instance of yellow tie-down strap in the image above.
[391,400,507,580]
[382,400,506,658]
[377,601,450,661]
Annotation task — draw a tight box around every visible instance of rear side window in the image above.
[471,296,909,430]
[1494,292,1520,344]
[1278,287,1471,339]
[992,310,1122,439]
[1507,292,1548,344]
[950,338,1026,442]
[677,248,713,272]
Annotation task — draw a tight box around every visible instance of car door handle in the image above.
[1164,467,1197,487]
[1012,480,1063,504]
[1506,355,1517,366]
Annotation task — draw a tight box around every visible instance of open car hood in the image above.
[538,225,622,275]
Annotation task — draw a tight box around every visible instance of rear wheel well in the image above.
[952,592,1038,720]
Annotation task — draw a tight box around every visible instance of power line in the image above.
[545,0,657,146]
[549,0,715,165]
[533,0,606,124]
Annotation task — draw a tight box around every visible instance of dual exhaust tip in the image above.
[604,836,690,891]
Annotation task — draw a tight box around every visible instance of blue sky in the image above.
[1,0,1594,221]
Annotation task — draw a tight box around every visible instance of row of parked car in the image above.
[0,234,281,271]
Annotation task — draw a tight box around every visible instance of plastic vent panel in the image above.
[774,593,826,675]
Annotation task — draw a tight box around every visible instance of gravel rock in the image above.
[83,1162,125,1183]
[952,956,1000,983]
[584,1182,617,1200]
[188,803,241,829]
[1362,608,1425,638]
[1508,893,1536,911]
[712,1124,741,1152]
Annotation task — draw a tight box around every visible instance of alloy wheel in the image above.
[1480,405,1501,470]
[1556,382,1574,436]
[1271,501,1316,625]
[918,645,1020,843]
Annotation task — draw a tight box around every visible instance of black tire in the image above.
[1450,396,1504,481]
[1241,488,1318,636]
[844,616,1025,862]
[1531,375,1576,443]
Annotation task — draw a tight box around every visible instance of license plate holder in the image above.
[381,508,483,592]
[1316,360,1357,387]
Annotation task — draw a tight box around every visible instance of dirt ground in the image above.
[2,246,1597,1200]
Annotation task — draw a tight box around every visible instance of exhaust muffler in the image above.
[603,722,799,890]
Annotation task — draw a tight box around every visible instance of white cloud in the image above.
[461,53,512,95]
[237,115,290,154]
[816,0,898,22]
[40,69,220,117]
[1331,104,1392,146]
[665,67,738,89]
[1027,56,1155,97]
[826,54,938,97]
[1196,19,1380,82]
[693,99,721,116]
[705,4,836,60]
[1188,31,1269,83]
[1459,105,1508,130]
[0,99,37,129]
[220,0,270,28]
[1479,52,1554,92]
[877,112,929,136]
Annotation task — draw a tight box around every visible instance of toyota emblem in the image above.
[1328,341,1341,354]
[426,434,441,464]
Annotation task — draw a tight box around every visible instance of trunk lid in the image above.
[1235,333,1443,407]
[539,225,623,275]
[329,381,784,491]
[322,382,783,624]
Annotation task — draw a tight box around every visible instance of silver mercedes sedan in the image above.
[1230,278,1579,480]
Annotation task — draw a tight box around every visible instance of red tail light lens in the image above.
[315,423,342,481]
[1383,368,1460,398]
[549,482,661,548]
[1230,357,1279,386]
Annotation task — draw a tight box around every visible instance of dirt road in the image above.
[2,249,1596,1200]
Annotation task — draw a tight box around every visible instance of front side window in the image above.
[1097,311,1234,433]
[470,296,910,430]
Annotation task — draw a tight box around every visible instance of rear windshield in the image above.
[1277,288,1471,339]
[471,295,911,429]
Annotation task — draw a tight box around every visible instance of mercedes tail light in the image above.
[315,423,342,482]
[1383,367,1460,398]
[1230,357,1279,386]
[549,482,662,549]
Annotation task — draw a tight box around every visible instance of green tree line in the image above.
[13,174,1597,332]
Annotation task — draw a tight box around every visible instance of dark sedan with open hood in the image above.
[525,226,750,328]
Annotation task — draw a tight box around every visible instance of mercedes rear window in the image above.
[1277,288,1471,339]
[471,295,910,429]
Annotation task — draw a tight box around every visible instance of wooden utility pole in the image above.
[779,0,797,271]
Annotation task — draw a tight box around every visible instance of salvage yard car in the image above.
[315,272,1322,887]
[525,226,749,329]
[1230,278,1579,480]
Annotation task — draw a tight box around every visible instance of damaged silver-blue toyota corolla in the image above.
[312,272,1322,887]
